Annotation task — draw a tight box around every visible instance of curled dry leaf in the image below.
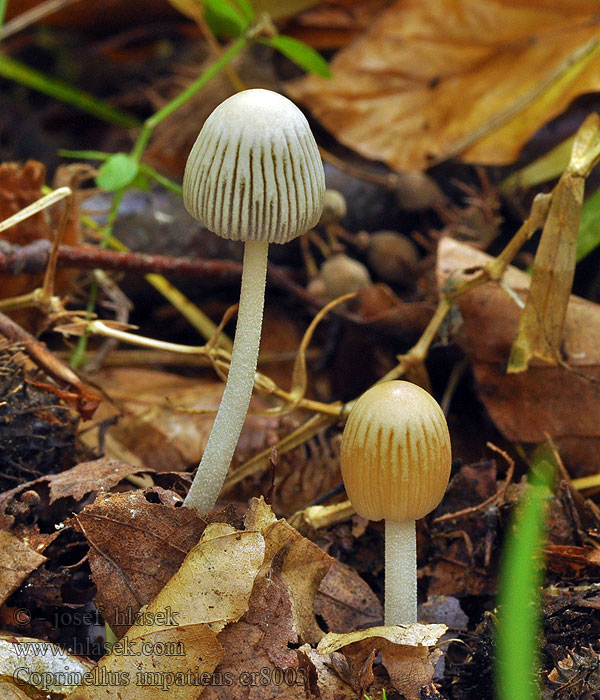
[0,458,149,522]
[436,237,600,473]
[317,624,446,700]
[297,644,357,699]
[64,521,266,700]
[289,0,600,171]
[508,113,600,371]
[0,530,46,606]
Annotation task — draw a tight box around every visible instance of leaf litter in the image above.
[3,2,600,698]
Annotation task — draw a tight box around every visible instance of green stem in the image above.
[130,34,248,162]
[0,0,8,44]
[0,55,140,128]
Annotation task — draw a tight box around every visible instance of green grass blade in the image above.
[495,458,554,700]
[0,55,141,128]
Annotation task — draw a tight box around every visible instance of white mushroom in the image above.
[182,89,325,515]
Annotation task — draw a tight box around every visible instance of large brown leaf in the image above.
[436,237,600,473]
[289,0,600,171]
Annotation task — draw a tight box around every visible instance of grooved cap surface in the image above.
[341,381,451,521]
[183,89,325,244]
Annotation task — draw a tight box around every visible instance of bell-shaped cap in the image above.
[183,89,325,244]
[341,381,451,521]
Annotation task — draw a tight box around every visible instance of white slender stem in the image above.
[385,519,417,625]
[184,239,269,515]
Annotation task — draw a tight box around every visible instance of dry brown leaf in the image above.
[317,624,447,653]
[73,489,206,637]
[88,369,282,471]
[65,520,268,699]
[0,530,46,605]
[317,625,446,700]
[148,522,266,634]
[64,626,223,700]
[288,0,600,171]
[0,458,150,530]
[246,498,333,645]
[508,113,600,370]
[297,644,357,699]
[436,237,600,471]
[381,642,443,700]
[202,552,305,700]
[315,559,383,633]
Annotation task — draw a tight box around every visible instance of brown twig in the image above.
[433,442,515,523]
[0,312,101,419]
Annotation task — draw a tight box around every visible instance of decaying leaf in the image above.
[297,644,357,699]
[315,559,383,632]
[245,497,333,645]
[317,624,446,700]
[0,530,46,605]
[73,489,206,637]
[64,625,224,700]
[0,457,149,527]
[509,113,600,371]
[289,0,600,171]
[436,237,600,472]
[86,369,282,471]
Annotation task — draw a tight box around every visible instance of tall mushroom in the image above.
[340,381,451,625]
[182,89,325,515]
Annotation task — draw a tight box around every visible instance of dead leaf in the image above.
[0,633,93,696]
[436,237,600,472]
[0,530,46,605]
[64,520,267,699]
[247,499,333,645]
[73,490,205,637]
[317,624,447,653]
[315,559,383,632]
[297,644,357,699]
[64,625,223,700]
[509,114,600,370]
[0,457,150,528]
[289,0,600,171]
[87,368,282,471]
[317,624,446,700]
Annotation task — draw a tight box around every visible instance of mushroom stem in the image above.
[183,239,269,515]
[385,519,417,625]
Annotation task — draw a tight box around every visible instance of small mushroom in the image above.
[366,230,419,285]
[340,380,451,625]
[183,89,325,514]
[306,253,371,305]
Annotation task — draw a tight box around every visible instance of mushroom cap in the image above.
[183,89,325,244]
[340,381,451,521]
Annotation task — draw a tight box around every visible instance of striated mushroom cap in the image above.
[341,381,451,521]
[183,89,325,244]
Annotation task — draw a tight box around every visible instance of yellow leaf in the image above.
[288,0,600,171]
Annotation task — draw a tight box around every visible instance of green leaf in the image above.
[261,35,331,78]
[203,0,248,35]
[96,153,139,191]
[577,186,600,262]
[232,0,253,23]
